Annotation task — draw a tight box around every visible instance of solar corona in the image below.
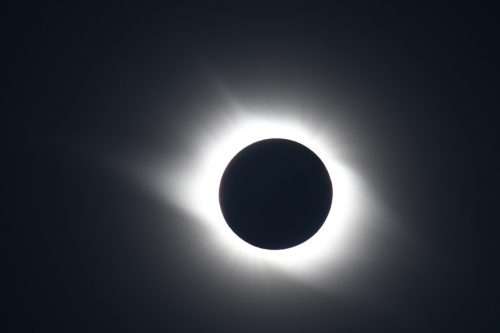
[160,106,376,280]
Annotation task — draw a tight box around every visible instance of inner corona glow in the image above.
[165,107,364,275]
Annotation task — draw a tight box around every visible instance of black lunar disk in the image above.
[219,139,333,250]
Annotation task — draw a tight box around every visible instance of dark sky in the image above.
[5,2,498,332]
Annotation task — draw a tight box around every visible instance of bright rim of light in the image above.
[162,105,366,276]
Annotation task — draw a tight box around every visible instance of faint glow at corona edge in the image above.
[161,106,368,278]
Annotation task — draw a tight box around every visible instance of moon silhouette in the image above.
[219,138,333,250]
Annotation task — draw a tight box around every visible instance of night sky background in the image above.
[5,2,498,332]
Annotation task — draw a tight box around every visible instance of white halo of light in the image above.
[159,104,376,280]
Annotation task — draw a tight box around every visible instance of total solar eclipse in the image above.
[219,138,333,250]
